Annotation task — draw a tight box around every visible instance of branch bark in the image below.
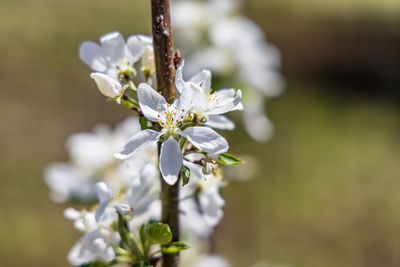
[151,0,177,104]
[151,1,180,266]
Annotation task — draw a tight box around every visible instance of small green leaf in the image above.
[217,153,242,166]
[181,166,190,186]
[162,241,189,254]
[144,222,172,245]
[139,117,148,130]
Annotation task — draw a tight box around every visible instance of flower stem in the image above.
[151,0,180,266]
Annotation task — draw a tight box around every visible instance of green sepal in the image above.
[139,117,148,130]
[115,255,134,264]
[121,96,138,109]
[180,122,195,131]
[217,153,242,166]
[139,224,149,258]
[117,212,145,260]
[127,81,137,93]
[181,166,190,186]
[143,222,172,245]
[114,247,133,263]
[162,241,189,254]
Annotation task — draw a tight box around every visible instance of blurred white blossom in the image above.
[172,0,284,142]
[44,117,142,202]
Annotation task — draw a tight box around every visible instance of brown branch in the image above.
[151,0,177,104]
[161,176,180,267]
[151,1,180,266]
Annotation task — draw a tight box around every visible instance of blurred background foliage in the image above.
[0,0,399,266]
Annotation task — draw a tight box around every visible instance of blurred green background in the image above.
[0,0,399,266]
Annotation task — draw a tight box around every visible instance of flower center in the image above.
[156,104,186,137]
[207,89,220,106]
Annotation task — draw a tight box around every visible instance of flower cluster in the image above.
[80,32,154,106]
[172,0,284,142]
[45,29,245,266]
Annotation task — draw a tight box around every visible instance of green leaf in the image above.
[139,117,148,130]
[117,212,145,260]
[217,153,242,166]
[162,241,189,254]
[181,166,190,186]
[144,222,172,245]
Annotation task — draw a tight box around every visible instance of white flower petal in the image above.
[95,182,111,222]
[215,88,235,98]
[114,204,133,216]
[79,42,110,72]
[67,242,96,266]
[63,208,81,221]
[188,83,208,111]
[205,115,235,130]
[175,61,185,94]
[114,129,161,160]
[180,127,229,154]
[137,83,167,122]
[183,160,205,180]
[208,89,242,115]
[159,137,183,185]
[243,108,274,143]
[90,72,122,98]
[233,102,244,111]
[126,35,151,63]
[44,163,96,203]
[189,69,212,94]
[96,182,111,203]
[100,31,126,66]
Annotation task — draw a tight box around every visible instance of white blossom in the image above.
[80,32,152,80]
[176,63,242,130]
[80,32,153,100]
[115,83,229,185]
[180,174,226,237]
[65,183,119,266]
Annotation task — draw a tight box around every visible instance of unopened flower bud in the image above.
[90,72,122,98]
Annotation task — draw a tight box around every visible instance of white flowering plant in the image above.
[45,0,281,266]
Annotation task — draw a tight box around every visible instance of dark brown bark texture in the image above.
[151,1,180,266]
